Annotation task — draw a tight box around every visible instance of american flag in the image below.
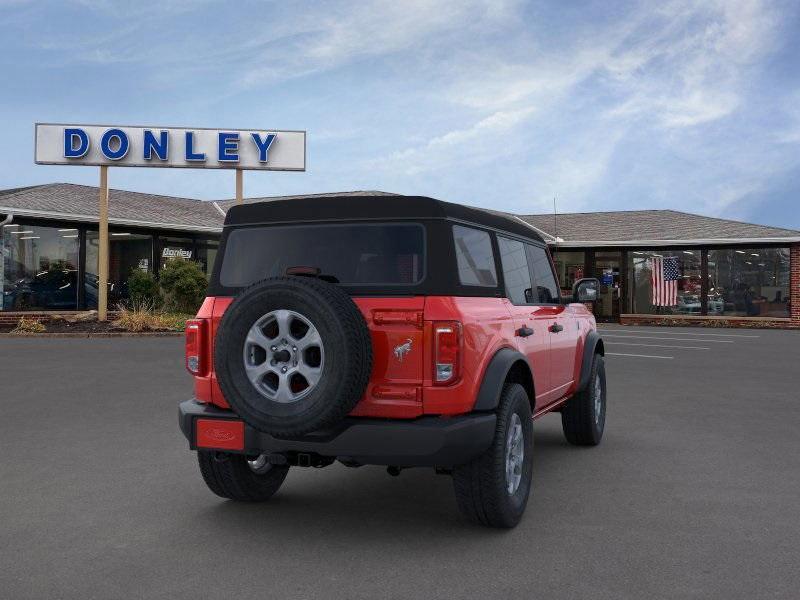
[651,256,679,306]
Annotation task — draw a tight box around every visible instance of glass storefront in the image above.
[595,251,623,321]
[85,230,153,308]
[629,249,702,315]
[707,248,790,317]
[551,250,585,293]
[0,217,794,323]
[196,240,220,280]
[1,223,80,310]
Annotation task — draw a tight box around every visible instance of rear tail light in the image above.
[432,321,462,385]
[185,319,208,376]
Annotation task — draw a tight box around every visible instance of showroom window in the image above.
[85,230,153,308]
[159,236,195,272]
[707,248,790,318]
[551,250,585,292]
[196,239,220,280]
[629,249,702,315]
[1,223,80,310]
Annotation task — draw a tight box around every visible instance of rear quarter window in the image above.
[453,225,497,287]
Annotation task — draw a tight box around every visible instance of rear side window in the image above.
[219,223,424,288]
[526,244,560,303]
[453,225,497,287]
[498,236,532,304]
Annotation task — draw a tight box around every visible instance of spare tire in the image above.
[214,276,372,437]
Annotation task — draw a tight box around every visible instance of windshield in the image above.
[219,222,425,288]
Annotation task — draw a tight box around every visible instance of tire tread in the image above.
[452,383,533,528]
[197,451,289,501]
[561,354,605,446]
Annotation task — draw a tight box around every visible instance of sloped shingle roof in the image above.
[1,184,798,244]
[0,183,222,232]
[519,209,800,245]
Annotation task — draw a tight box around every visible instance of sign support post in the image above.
[98,166,109,321]
[235,168,243,205]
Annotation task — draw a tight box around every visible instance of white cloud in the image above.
[1,0,797,224]
[368,0,791,214]
[375,106,535,175]
[238,0,521,88]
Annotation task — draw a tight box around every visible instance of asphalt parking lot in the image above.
[1,326,799,599]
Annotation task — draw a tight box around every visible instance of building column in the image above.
[791,244,800,325]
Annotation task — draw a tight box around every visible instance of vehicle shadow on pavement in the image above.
[189,422,575,539]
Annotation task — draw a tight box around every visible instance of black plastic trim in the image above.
[179,400,496,468]
[473,348,531,411]
[577,331,604,391]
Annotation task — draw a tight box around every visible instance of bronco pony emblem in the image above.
[393,338,413,362]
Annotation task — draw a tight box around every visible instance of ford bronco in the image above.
[179,194,605,528]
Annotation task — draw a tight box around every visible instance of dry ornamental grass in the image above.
[11,317,46,334]
[113,301,191,332]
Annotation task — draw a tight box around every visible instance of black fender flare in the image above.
[577,331,604,392]
[473,348,533,411]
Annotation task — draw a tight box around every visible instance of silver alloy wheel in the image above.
[243,309,325,404]
[246,453,273,475]
[505,413,524,495]
[593,373,603,425]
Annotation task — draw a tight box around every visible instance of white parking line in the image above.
[598,328,759,338]
[606,342,710,350]
[606,352,674,359]
[601,334,733,343]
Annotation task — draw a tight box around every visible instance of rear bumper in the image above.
[179,399,496,468]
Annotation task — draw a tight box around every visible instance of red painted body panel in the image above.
[349,297,426,418]
[189,292,596,419]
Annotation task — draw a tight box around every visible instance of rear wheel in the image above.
[452,383,533,528]
[561,354,606,445]
[197,451,289,501]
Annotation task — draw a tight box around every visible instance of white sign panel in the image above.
[34,123,306,171]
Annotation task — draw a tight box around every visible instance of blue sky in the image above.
[1,0,798,228]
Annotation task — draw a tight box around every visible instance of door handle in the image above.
[549,323,564,333]
[516,326,534,338]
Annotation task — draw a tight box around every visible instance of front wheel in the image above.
[197,451,289,501]
[452,383,533,528]
[561,353,606,445]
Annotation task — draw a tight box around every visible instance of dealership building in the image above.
[1,182,799,328]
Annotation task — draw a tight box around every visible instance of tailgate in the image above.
[350,297,426,418]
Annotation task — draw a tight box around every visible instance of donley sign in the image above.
[33,122,306,320]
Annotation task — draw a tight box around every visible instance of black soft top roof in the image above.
[224,194,544,243]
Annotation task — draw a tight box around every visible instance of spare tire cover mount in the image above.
[243,308,325,404]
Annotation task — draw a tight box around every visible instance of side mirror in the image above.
[573,278,599,303]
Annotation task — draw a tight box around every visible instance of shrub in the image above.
[127,269,161,308]
[159,259,207,314]
[11,317,46,334]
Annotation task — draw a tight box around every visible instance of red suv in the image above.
[179,195,605,527]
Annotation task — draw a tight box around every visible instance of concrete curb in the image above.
[0,331,183,338]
